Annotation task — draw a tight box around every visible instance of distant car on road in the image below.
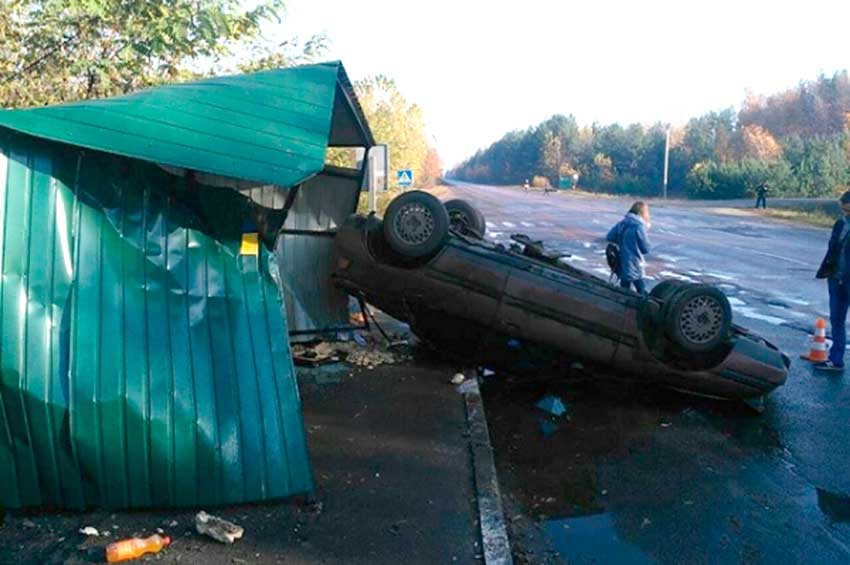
[333,191,790,401]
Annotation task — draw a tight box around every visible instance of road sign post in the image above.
[397,169,414,189]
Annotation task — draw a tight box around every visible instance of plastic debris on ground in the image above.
[535,395,568,418]
[457,378,479,395]
[195,511,244,544]
[292,334,411,370]
[538,419,559,437]
[479,367,496,378]
[451,373,466,385]
[79,526,100,537]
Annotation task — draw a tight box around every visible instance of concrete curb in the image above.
[462,379,513,565]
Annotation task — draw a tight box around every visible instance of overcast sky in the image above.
[278,0,850,167]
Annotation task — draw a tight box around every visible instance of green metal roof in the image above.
[0,61,373,188]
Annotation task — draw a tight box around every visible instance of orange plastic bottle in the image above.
[105,534,171,563]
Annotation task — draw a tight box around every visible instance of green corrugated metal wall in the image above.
[0,130,313,509]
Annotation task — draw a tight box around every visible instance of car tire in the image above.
[383,190,450,259]
[649,280,689,302]
[444,199,486,239]
[664,284,732,353]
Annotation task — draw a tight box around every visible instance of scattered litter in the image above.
[507,338,522,350]
[304,501,324,515]
[168,520,179,528]
[451,373,466,385]
[106,534,170,562]
[156,528,165,534]
[535,395,567,417]
[195,511,244,544]
[641,517,652,529]
[601,490,608,495]
[479,367,496,378]
[660,422,672,428]
[457,379,479,395]
[22,519,36,528]
[292,342,339,366]
[539,418,559,437]
[79,526,100,536]
[570,362,584,371]
[292,338,410,369]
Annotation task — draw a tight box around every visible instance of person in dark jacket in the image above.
[755,182,769,208]
[607,201,652,295]
[814,190,850,371]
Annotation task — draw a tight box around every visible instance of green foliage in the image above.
[0,0,325,107]
[451,72,850,200]
[685,159,795,199]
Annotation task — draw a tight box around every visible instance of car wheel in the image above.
[664,284,732,353]
[383,190,449,259]
[649,280,689,302]
[444,199,486,239]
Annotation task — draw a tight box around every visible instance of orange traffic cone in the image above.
[802,317,828,362]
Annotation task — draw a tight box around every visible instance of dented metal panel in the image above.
[278,170,361,335]
[0,131,313,509]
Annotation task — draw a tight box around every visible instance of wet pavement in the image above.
[448,182,850,564]
[0,350,482,564]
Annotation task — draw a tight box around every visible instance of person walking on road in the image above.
[814,190,850,371]
[607,201,652,295]
[755,182,769,209]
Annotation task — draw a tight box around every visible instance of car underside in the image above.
[332,191,790,401]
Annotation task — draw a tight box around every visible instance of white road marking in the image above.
[656,254,681,263]
[660,270,697,283]
[520,221,535,227]
[502,221,516,228]
[728,297,746,306]
[748,249,810,267]
[566,255,587,262]
[582,242,592,248]
[486,221,497,228]
[736,307,787,325]
[488,231,503,238]
[705,272,735,281]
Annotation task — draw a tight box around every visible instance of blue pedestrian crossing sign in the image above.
[397,169,414,187]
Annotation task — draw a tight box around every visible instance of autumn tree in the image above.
[355,76,430,187]
[419,147,443,188]
[740,124,783,161]
[0,0,325,108]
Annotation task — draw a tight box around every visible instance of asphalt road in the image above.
[446,181,850,564]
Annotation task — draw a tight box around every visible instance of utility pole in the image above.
[662,126,670,199]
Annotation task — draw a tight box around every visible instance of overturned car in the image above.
[333,191,790,400]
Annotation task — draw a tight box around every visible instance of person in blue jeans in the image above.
[814,190,850,371]
[607,201,652,295]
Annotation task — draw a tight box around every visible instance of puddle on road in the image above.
[817,488,850,523]
[544,513,654,564]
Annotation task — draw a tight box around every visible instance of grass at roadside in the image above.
[759,207,836,228]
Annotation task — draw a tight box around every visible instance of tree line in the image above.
[450,72,850,199]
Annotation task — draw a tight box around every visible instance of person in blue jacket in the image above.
[814,190,850,371]
[607,201,652,295]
